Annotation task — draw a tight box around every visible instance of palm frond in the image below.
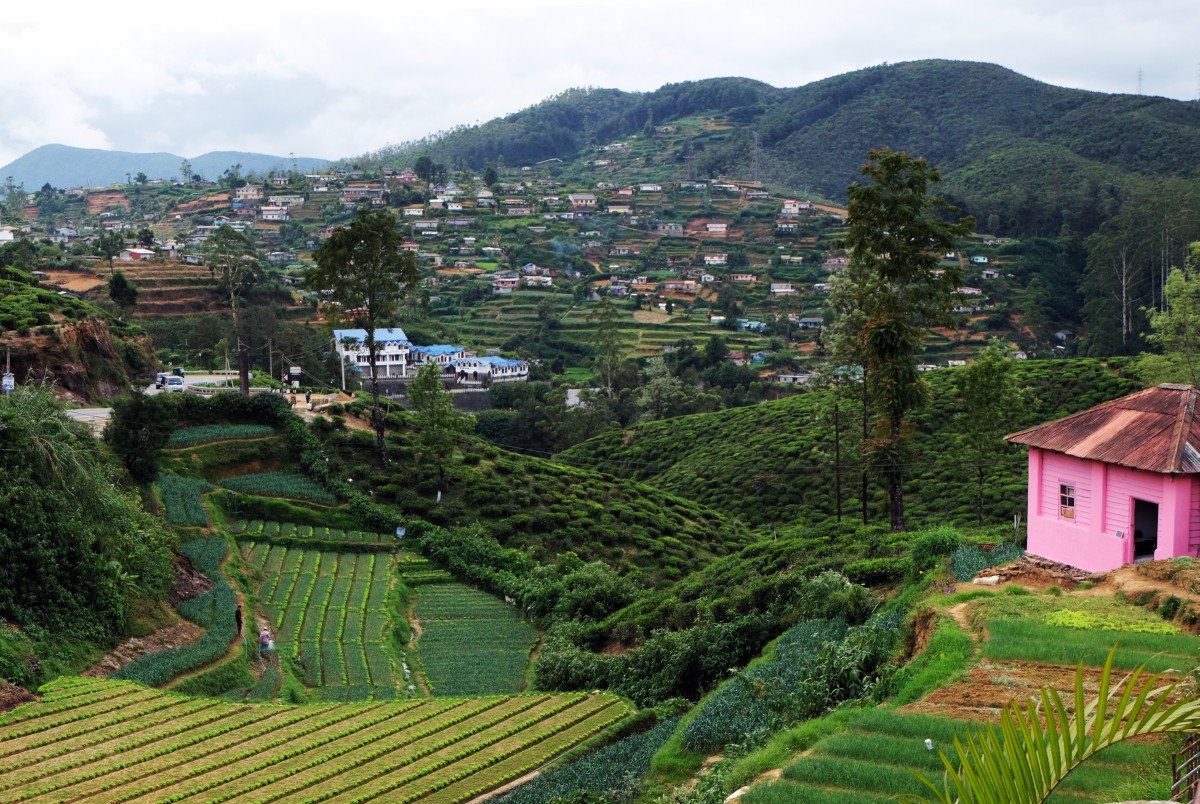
[900,645,1200,804]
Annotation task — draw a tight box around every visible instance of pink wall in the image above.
[1026,449,1200,572]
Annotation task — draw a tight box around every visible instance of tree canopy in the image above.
[0,381,173,642]
[408,363,474,495]
[308,208,419,465]
[202,225,260,331]
[842,148,973,530]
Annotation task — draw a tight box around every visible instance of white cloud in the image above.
[0,0,1196,168]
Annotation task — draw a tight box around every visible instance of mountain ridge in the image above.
[346,59,1200,238]
[0,144,329,190]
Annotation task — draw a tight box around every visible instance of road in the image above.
[64,407,111,436]
[68,374,244,435]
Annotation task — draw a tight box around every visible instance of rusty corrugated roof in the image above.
[1005,384,1200,474]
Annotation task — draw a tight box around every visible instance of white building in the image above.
[333,328,412,379]
[452,356,530,385]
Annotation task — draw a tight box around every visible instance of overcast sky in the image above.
[1,0,1197,167]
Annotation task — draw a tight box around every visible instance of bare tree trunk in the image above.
[834,399,842,523]
[888,412,905,532]
[861,374,870,525]
[366,329,389,468]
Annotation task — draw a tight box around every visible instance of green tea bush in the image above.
[907,527,963,580]
[498,717,680,804]
[681,610,904,753]
[844,556,909,585]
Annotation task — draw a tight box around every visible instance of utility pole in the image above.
[238,339,250,396]
[337,336,346,391]
[268,338,273,380]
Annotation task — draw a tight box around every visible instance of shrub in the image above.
[907,527,963,580]
[114,538,237,687]
[844,557,909,586]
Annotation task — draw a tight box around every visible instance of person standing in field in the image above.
[259,627,271,659]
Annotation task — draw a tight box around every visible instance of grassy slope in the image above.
[682,570,1192,803]
[558,359,1142,530]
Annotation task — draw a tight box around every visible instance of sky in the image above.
[1,0,1197,168]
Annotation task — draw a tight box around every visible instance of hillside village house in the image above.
[333,328,412,378]
[568,193,597,209]
[119,248,155,261]
[1005,384,1200,572]
[453,356,529,385]
[410,344,466,367]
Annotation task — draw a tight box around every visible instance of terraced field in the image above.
[0,677,632,803]
[240,543,401,701]
[742,708,1164,803]
[409,582,539,697]
[233,520,397,547]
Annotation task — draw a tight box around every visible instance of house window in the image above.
[1059,484,1076,519]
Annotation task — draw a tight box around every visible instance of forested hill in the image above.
[350,59,1200,238]
[556,359,1142,531]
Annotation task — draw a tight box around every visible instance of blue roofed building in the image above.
[411,344,467,371]
[451,355,530,385]
[331,328,528,386]
[332,328,412,378]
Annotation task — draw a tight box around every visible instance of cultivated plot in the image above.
[242,543,398,700]
[411,583,539,697]
[0,677,632,803]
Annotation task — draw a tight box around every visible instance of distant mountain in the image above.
[0,145,329,190]
[349,60,1200,239]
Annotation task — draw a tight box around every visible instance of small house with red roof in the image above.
[1005,384,1200,572]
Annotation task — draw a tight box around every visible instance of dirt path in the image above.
[1077,562,1200,605]
[406,603,432,696]
[900,659,1114,722]
[83,621,205,677]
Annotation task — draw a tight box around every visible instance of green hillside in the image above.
[557,359,1142,529]
[325,414,753,586]
[348,60,1200,240]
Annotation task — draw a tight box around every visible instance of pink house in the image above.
[1005,384,1200,572]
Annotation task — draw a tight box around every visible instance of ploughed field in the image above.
[0,677,632,803]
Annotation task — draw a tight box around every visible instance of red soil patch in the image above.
[83,621,206,678]
[1077,562,1200,607]
[40,270,106,293]
[0,683,36,714]
[901,660,1114,722]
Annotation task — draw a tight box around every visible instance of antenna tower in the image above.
[1137,68,1143,95]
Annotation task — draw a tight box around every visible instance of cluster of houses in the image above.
[332,328,529,386]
